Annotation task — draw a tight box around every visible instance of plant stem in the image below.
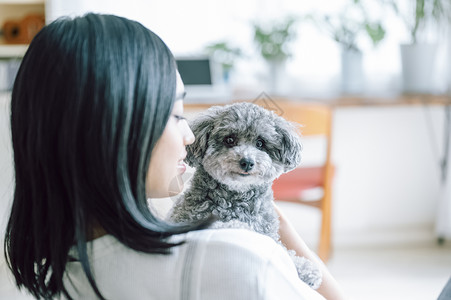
[412,0,425,44]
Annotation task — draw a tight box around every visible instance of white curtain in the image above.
[436,31,451,241]
[436,106,451,241]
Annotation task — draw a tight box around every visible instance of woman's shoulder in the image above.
[184,228,281,257]
[82,228,278,262]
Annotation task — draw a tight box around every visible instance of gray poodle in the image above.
[168,102,322,289]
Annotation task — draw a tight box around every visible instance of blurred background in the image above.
[1,0,451,299]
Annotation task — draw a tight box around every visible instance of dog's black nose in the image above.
[239,158,254,172]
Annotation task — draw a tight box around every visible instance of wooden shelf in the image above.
[0,0,44,4]
[0,44,27,58]
[0,0,45,58]
[220,94,451,108]
[324,94,451,107]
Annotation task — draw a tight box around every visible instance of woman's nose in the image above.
[184,125,195,145]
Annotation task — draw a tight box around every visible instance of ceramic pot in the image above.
[341,48,364,94]
[400,43,438,94]
[267,59,286,96]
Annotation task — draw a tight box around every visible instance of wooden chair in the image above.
[267,100,334,262]
[184,101,335,261]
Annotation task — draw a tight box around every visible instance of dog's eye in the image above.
[256,138,265,149]
[224,136,237,147]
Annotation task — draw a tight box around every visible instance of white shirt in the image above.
[63,228,325,300]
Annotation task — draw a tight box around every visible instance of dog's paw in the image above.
[287,249,323,290]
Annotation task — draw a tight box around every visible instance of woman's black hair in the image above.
[4,13,208,299]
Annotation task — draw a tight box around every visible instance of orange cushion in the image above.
[272,167,324,200]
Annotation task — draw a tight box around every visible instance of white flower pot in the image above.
[400,43,438,94]
[341,48,364,94]
[267,59,286,96]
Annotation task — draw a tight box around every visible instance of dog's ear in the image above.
[185,106,223,168]
[275,118,302,172]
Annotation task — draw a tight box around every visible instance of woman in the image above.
[4,13,345,299]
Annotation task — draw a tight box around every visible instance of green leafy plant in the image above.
[389,0,451,44]
[316,0,386,52]
[204,41,242,73]
[252,16,298,62]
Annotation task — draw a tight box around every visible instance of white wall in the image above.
[0,94,30,300]
[333,105,444,234]
[0,94,13,240]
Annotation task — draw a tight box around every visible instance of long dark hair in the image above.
[4,13,207,299]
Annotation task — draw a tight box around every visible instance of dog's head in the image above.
[186,102,302,191]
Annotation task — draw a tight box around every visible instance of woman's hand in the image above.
[274,203,347,300]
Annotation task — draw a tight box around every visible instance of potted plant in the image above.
[204,41,242,84]
[390,0,451,93]
[252,16,298,95]
[315,0,386,94]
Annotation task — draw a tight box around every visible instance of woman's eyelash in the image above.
[173,115,186,121]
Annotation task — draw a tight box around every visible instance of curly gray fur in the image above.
[168,102,322,289]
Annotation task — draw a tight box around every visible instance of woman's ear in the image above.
[185,106,223,168]
[275,118,302,172]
